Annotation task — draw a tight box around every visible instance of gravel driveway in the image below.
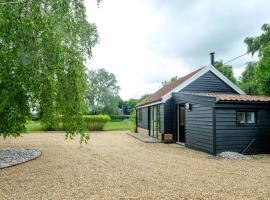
[0,132,270,200]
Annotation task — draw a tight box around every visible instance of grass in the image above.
[25,121,43,132]
[103,120,135,131]
[25,119,135,132]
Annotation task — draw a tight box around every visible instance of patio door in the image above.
[150,105,160,138]
[177,105,185,143]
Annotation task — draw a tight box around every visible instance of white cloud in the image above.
[84,0,270,100]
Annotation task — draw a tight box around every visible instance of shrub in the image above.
[130,110,136,132]
[110,115,130,121]
[83,115,111,131]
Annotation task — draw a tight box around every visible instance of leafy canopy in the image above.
[0,0,98,142]
[86,68,120,115]
[245,24,270,56]
[162,76,178,86]
[239,62,259,95]
[244,23,270,95]
[213,60,237,84]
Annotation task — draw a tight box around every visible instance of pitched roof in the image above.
[137,67,203,107]
[189,93,270,103]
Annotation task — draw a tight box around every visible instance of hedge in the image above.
[110,115,130,121]
[83,115,111,131]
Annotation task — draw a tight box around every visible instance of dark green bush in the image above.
[110,115,130,121]
[83,115,111,131]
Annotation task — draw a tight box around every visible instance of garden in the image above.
[26,115,135,132]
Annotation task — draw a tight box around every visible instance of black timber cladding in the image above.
[182,71,239,94]
[173,93,215,154]
[160,104,165,133]
[136,107,148,129]
[164,98,174,134]
[215,105,270,154]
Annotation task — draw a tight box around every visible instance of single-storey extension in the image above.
[135,63,270,155]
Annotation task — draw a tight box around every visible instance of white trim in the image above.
[138,64,245,108]
[208,64,245,95]
[162,65,245,102]
[162,66,209,102]
[136,101,162,109]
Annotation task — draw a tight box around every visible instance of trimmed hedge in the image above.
[83,115,111,131]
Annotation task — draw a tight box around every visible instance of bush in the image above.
[130,110,136,132]
[110,115,130,121]
[83,115,111,131]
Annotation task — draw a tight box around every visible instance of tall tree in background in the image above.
[239,62,259,95]
[86,68,120,115]
[162,76,178,86]
[256,46,270,95]
[213,60,237,84]
[119,98,140,115]
[0,0,98,142]
[245,24,270,95]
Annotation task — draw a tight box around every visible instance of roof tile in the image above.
[137,67,203,107]
[189,93,270,103]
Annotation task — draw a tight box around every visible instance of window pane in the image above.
[180,107,185,126]
[237,112,245,124]
[246,112,255,124]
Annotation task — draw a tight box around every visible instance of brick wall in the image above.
[137,127,149,136]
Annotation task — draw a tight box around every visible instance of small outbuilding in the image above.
[136,63,270,155]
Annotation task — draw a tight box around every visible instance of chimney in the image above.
[210,52,215,65]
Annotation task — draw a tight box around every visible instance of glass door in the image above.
[177,105,185,142]
[150,105,160,138]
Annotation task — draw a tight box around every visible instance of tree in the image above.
[244,24,270,95]
[118,98,139,115]
[162,76,178,86]
[0,0,98,142]
[256,46,270,95]
[245,24,270,56]
[213,60,237,84]
[139,94,150,101]
[86,68,120,115]
[239,62,259,95]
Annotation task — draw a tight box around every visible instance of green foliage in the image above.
[0,0,98,142]
[130,110,136,132]
[25,121,43,132]
[86,68,120,115]
[239,62,259,95]
[139,94,150,101]
[245,24,270,56]
[213,60,237,84]
[118,98,139,115]
[135,94,150,108]
[83,115,111,131]
[256,46,270,95]
[110,115,130,121]
[244,24,270,96]
[162,76,178,86]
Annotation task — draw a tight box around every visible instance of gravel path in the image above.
[0,131,270,200]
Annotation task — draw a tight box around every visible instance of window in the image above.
[138,109,143,122]
[236,111,256,125]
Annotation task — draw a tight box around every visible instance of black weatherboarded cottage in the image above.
[135,64,270,155]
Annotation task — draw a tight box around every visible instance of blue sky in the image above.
[85,0,270,100]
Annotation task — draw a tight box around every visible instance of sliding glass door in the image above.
[150,105,160,138]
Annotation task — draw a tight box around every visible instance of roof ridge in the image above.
[137,66,204,107]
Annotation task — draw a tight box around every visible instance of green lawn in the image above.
[26,120,135,132]
[103,120,135,131]
[25,121,43,132]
